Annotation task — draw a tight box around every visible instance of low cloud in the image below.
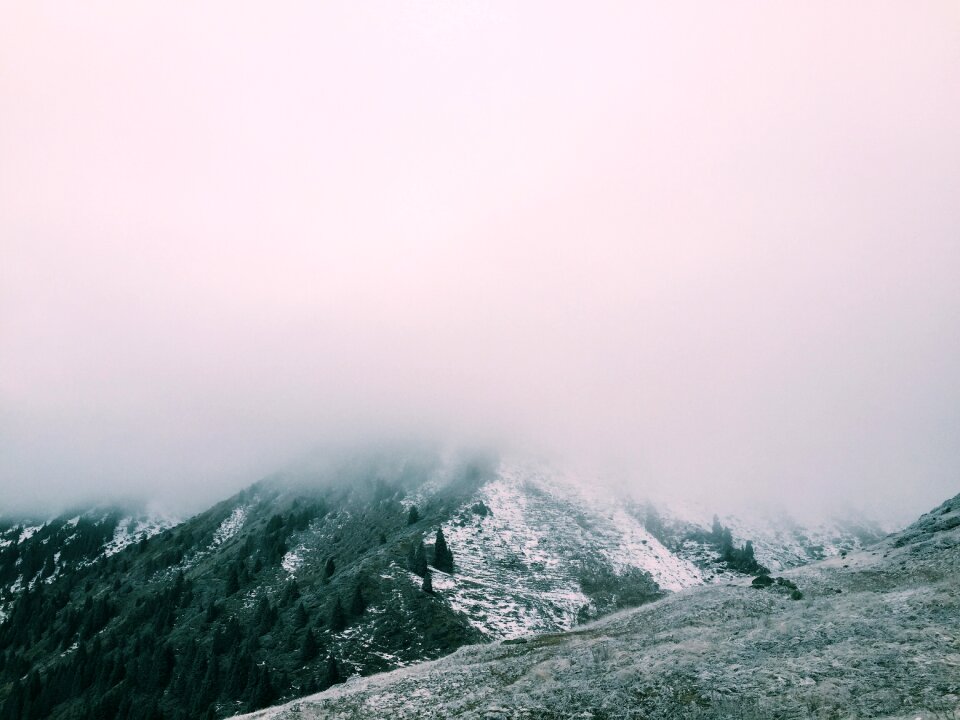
[1,2,958,517]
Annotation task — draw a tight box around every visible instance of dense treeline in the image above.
[0,515,122,587]
[0,470,479,720]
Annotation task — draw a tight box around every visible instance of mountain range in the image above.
[0,451,931,720]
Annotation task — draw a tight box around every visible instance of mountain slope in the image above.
[0,452,904,720]
[234,492,960,720]
[0,507,178,622]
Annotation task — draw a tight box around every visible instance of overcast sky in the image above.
[1,2,958,516]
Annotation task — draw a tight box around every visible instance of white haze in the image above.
[1,2,959,517]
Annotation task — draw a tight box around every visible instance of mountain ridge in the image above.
[231,491,960,720]
[0,454,913,719]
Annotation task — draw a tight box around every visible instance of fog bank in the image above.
[2,2,958,516]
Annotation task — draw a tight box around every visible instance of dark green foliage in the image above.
[299,628,320,663]
[408,540,428,577]
[280,579,300,607]
[224,565,240,596]
[751,574,774,588]
[432,527,454,574]
[701,517,768,575]
[407,506,420,525]
[422,568,433,594]
[324,655,341,686]
[329,597,347,634]
[294,602,309,628]
[0,461,498,719]
[578,564,662,618]
[324,557,336,579]
[249,664,276,710]
[349,583,366,617]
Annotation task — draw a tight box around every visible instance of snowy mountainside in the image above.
[422,462,702,639]
[0,505,178,617]
[0,453,905,720]
[653,496,890,574]
[229,492,960,720]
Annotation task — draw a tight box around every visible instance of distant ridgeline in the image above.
[0,455,857,720]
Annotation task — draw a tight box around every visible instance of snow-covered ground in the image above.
[656,496,890,572]
[212,505,249,547]
[427,461,703,639]
[104,508,179,556]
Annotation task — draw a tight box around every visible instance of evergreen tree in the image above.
[407,506,420,525]
[225,566,240,596]
[294,602,309,628]
[719,527,734,558]
[323,655,341,687]
[324,557,336,579]
[422,568,433,594]
[254,596,277,635]
[711,514,723,542]
[329,598,346,634]
[433,527,454,574]
[249,665,275,710]
[299,628,320,664]
[280,579,300,607]
[349,583,366,617]
[408,540,428,577]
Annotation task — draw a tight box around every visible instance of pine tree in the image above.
[254,596,277,635]
[349,583,366,617]
[433,527,454,574]
[408,540,428,577]
[407,506,420,525]
[422,567,433,594]
[324,655,341,687]
[324,557,336,579]
[329,598,346,634]
[250,665,275,710]
[225,566,240,596]
[280,579,300,607]
[294,601,309,628]
[299,628,320,663]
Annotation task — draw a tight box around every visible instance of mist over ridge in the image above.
[1,2,958,521]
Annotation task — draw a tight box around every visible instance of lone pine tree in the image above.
[433,527,454,574]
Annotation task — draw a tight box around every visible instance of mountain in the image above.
[0,451,900,720]
[233,491,960,720]
[0,506,179,623]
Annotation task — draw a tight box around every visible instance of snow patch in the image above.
[213,505,249,547]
